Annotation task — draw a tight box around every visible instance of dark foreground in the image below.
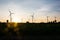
[0,23,60,40]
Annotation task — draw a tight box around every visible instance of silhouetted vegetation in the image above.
[0,22,59,40]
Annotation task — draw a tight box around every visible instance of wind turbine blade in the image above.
[9,10,11,14]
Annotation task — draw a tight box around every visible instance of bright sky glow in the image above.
[13,17,21,23]
[0,0,60,22]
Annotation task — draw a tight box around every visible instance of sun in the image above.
[12,17,21,23]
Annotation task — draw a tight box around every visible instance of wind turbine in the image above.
[31,13,34,23]
[55,17,56,21]
[9,10,14,22]
[54,16,57,22]
[47,16,49,23]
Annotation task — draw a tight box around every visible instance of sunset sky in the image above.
[0,0,60,22]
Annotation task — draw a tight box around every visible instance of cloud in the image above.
[0,0,60,22]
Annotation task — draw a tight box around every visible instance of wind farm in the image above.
[0,9,60,40]
[0,0,60,40]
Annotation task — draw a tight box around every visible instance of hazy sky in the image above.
[0,0,60,22]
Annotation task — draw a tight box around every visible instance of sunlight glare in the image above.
[13,17,21,23]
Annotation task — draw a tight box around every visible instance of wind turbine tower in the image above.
[54,16,57,22]
[55,17,56,21]
[47,16,49,23]
[31,13,34,23]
